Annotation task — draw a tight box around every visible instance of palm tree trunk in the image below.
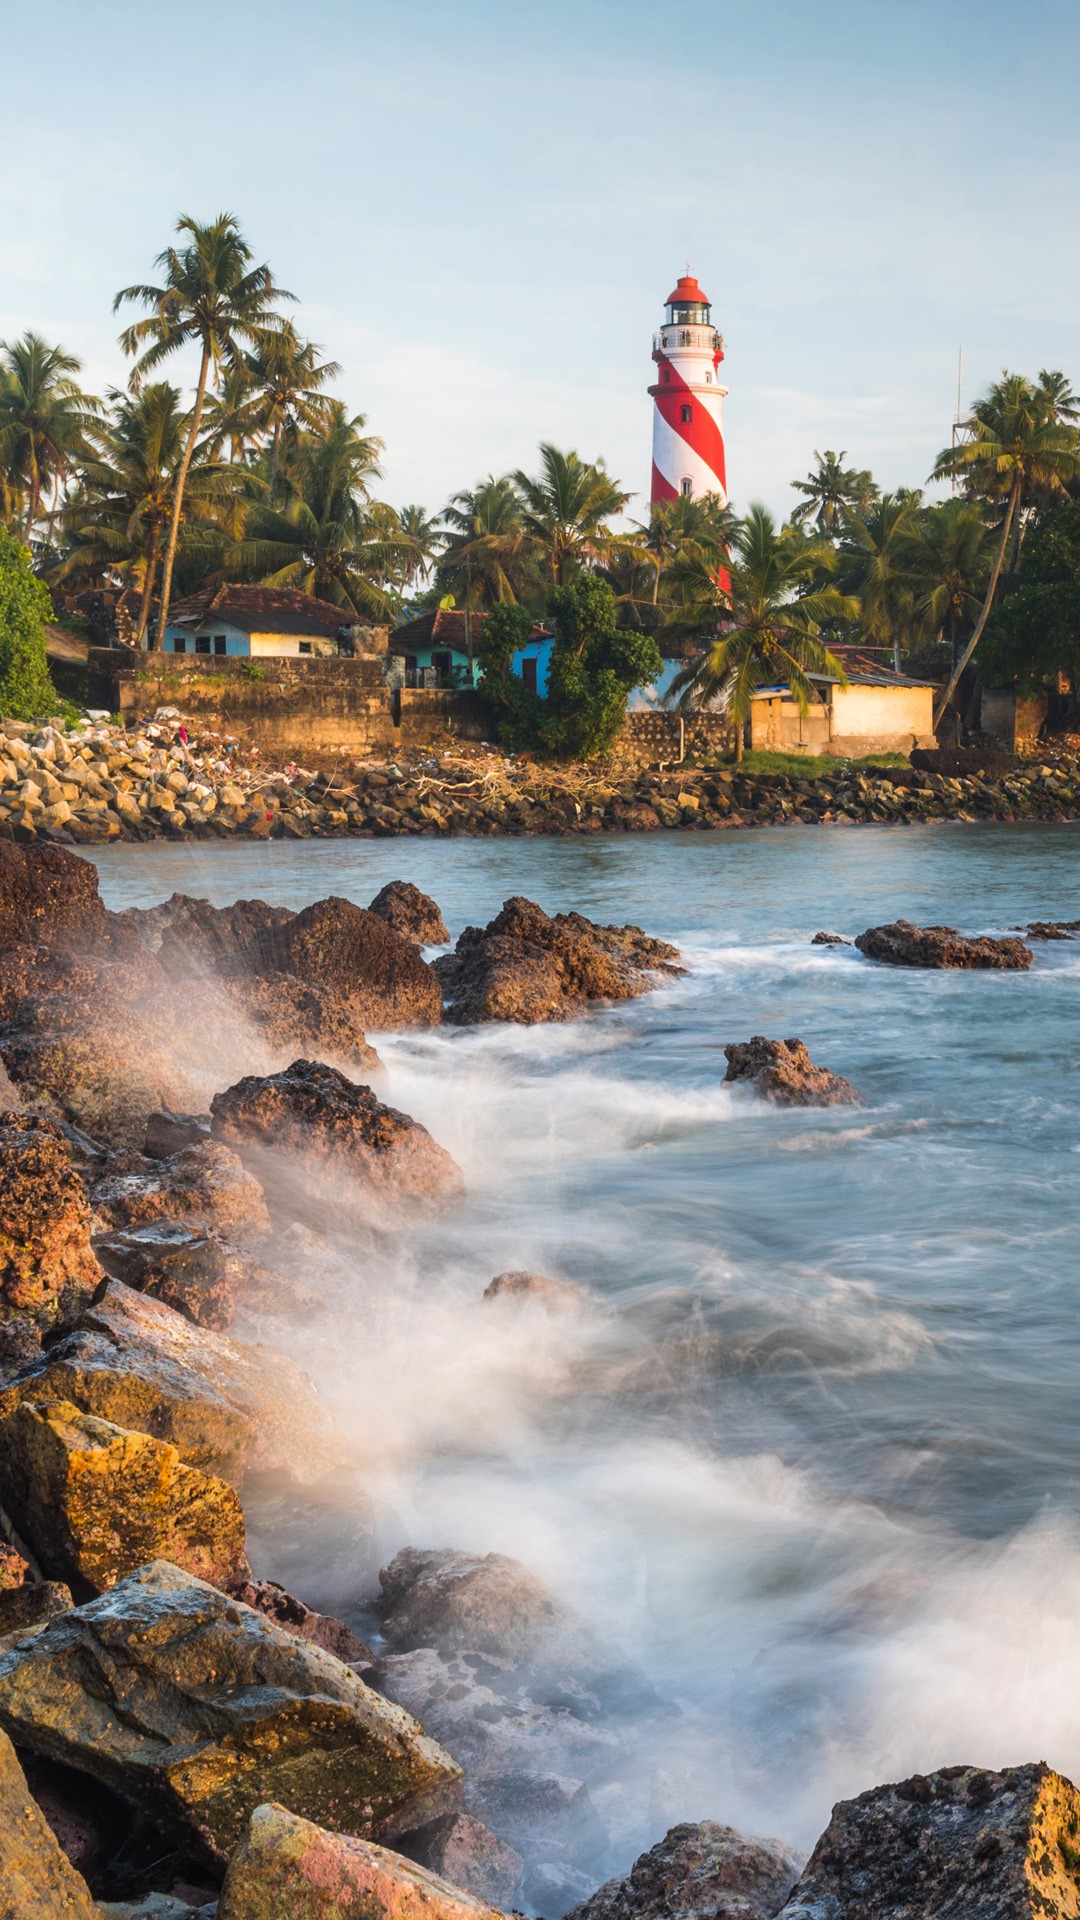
[269,420,282,494]
[153,346,211,651]
[734,721,744,764]
[933,478,1019,729]
[23,470,40,543]
[135,554,158,649]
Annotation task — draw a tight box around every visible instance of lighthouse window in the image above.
[681,478,693,496]
[680,330,691,345]
[662,369,670,382]
[680,403,693,423]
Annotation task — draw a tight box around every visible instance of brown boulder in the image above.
[435,897,682,1025]
[379,1547,577,1667]
[0,1725,98,1919]
[222,972,384,1077]
[0,982,199,1150]
[407,1811,523,1907]
[854,920,1033,969]
[0,1562,463,1867]
[233,1579,374,1669]
[778,1761,1080,1918]
[0,1279,347,1487]
[229,896,443,1029]
[369,881,450,946]
[0,1398,248,1596]
[0,1541,29,1588]
[483,1271,585,1311]
[218,1804,501,1920]
[0,839,106,951]
[115,892,294,968]
[723,1037,861,1108]
[0,1112,101,1332]
[93,1140,271,1240]
[567,1821,802,1920]
[0,1580,73,1634]
[210,1059,463,1226]
[93,1224,243,1330]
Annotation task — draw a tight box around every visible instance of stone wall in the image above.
[613,711,733,764]
[392,687,488,746]
[981,686,1048,749]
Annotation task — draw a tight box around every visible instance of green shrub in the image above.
[0,528,60,721]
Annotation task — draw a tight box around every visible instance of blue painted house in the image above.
[163,584,352,657]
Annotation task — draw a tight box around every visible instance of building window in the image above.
[298,640,312,655]
[214,635,227,655]
[680,403,693,423]
[681,478,693,496]
[705,372,712,383]
[195,635,211,654]
[172,636,187,653]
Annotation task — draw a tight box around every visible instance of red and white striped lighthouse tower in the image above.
[648,271,728,505]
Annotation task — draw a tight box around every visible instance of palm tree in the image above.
[839,492,920,671]
[238,321,341,488]
[398,503,444,591]
[115,212,291,647]
[931,372,1080,722]
[1036,369,1080,426]
[232,402,414,619]
[668,506,857,762]
[57,384,242,646]
[512,444,630,587]
[897,501,989,672]
[636,492,737,607]
[437,475,531,605]
[791,450,877,537]
[0,334,100,540]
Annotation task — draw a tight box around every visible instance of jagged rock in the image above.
[483,1271,585,1311]
[854,919,1034,969]
[0,1398,248,1596]
[210,1059,463,1227]
[227,896,443,1029]
[435,897,682,1025]
[524,1860,598,1915]
[0,981,199,1150]
[379,1548,577,1665]
[567,1821,803,1920]
[0,1112,101,1331]
[777,1761,1080,1917]
[810,931,850,946]
[0,1542,29,1588]
[369,881,450,946]
[0,1725,98,1918]
[406,1810,523,1907]
[117,893,294,968]
[0,1280,346,1487]
[93,1140,271,1240]
[233,1579,373,1668]
[0,1562,463,1867]
[143,1111,211,1158]
[93,1225,242,1331]
[1027,919,1080,941]
[0,839,106,951]
[467,1770,606,1872]
[723,1037,861,1108]
[0,1579,73,1634]
[222,972,384,1077]
[218,1804,499,1920]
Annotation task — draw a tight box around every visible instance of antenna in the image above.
[950,346,965,496]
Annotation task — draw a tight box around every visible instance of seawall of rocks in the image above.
[3,714,1080,845]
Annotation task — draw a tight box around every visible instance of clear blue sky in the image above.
[4,0,1078,522]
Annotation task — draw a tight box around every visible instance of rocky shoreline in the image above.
[4,714,1080,846]
[1,839,1077,1917]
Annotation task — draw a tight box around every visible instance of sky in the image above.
[3,0,1079,524]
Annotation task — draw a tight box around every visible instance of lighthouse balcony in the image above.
[654,326,723,354]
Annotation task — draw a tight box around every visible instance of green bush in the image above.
[0,528,60,720]
[541,575,661,760]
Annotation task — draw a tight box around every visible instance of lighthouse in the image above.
[648,272,728,505]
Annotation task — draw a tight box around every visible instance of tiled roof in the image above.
[168,585,351,638]
[826,647,937,689]
[390,609,551,652]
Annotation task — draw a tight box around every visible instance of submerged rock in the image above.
[0,1280,347,1487]
[567,1821,803,1920]
[0,1562,463,1867]
[436,896,682,1025]
[210,1059,463,1226]
[810,930,850,946]
[723,1037,861,1108]
[777,1761,1080,1917]
[0,1726,98,1920]
[379,1548,577,1666]
[854,919,1033,969]
[369,881,450,946]
[0,1397,248,1596]
[218,1804,499,1920]
[483,1271,586,1311]
[0,1112,101,1333]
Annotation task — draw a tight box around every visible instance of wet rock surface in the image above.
[0,1280,347,1487]
[231,895,444,1029]
[0,1561,463,1867]
[92,1225,245,1331]
[379,1548,585,1668]
[0,1578,74,1634]
[370,880,450,945]
[567,1821,804,1920]
[723,1037,861,1108]
[436,896,683,1025]
[233,1578,374,1669]
[211,1059,464,1226]
[218,1804,500,1920]
[0,1112,102,1332]
[0,1397,248,1596]
[0,838,106,950]
[93,1140,271,1240]
[405,1810,524,1908]
[483,1270,586,1311]
[0,1725,98,1919]
[777,1761,1080,1918]
[854,919,1034,969]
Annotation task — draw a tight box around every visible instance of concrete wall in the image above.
[981,686,1048,749]
[751,683,935,757]
[392,687,488,745]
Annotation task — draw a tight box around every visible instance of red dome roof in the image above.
[665,272,710,307]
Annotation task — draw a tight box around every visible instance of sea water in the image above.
[90,823,1080,1856]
